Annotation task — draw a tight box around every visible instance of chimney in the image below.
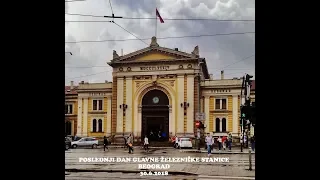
[121,49,123,56]
[221,71,224,80]
[70,81,74,89]
[209,74,213,80]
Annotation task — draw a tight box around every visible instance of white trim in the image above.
[214,97,228,110]
[91,118,104,132]
[92,99,103,111]
[65,103,73,114]
[214,116,228,132]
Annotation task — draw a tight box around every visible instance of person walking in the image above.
[205,133,213,157]
[144,135,149,152]
[250,135,255,151]
[103,136,109,151]
[227,133,232,151]
[218,136,222,151]
[127,134,134,154]
[222,136,227,150]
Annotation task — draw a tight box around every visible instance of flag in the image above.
[156,8,164,23]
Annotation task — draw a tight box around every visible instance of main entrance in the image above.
[141,89,169,141]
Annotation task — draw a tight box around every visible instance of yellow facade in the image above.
[66,37,255,140]
[135,52,176,61]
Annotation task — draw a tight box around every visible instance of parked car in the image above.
[65,137,71,150]
[177,137,193,149]
[71,137,99,149]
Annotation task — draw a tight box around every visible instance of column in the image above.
[204,96,210,133]
[77,97,82,136]
[83,97,88,136]
[186,75,194,135]
[137,106,142,138]
[106,95,112,136]
[171,100,176,135]
[232,95,239,134]
[176,75,184,135]
[125,77,133,133]
[116,77,124,134]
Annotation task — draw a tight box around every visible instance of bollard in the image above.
[248,149,252,170]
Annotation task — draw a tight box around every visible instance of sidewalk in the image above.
[179,149,255,154]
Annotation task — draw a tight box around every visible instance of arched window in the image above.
[98,119,102,132]
[92,119,97,132]
[215,118,220,132]
[222,118,227,132]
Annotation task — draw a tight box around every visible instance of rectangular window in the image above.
[98,100,103,110]
[215,98,227,110]
[222,99,226,109]
[93,100,97,110]
[93,100,103,111]
[65,104,73,114]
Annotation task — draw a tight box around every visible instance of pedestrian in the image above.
[144,135,149,152]
[250,135,255,151]
[222,136,227,150]
[227,133,232,151]
[205,133,213,157]
[103,136,108,151]
[175,136,179,148]
[218,136,222,151]
[244,134,247,148]
[127,134,134,154]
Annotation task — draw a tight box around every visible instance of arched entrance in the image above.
[141,89,169,141]
[65,121,72,136]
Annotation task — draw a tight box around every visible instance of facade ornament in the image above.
[150,36,159,47]
[191,45,199,57]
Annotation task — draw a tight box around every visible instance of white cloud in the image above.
[65,0,255,85]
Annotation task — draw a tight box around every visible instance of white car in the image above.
[71,137,99,149]
[177,138,193,149]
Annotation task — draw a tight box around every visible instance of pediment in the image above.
[109,36,200,64]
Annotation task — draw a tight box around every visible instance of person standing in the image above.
[127,134,134,154]
[217,136,222,151]
[144,135,149,152]
[205,133,213,157]
[103,136,109,151]
[175,136,179,149]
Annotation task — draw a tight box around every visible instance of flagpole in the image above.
[155,10,157,37]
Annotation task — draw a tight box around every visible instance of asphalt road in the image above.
[65,147,255,179]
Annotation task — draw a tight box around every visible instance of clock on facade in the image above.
[152,97,159,104]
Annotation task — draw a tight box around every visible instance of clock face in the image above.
[152,97,159,104]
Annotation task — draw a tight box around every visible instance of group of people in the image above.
[149,130,167,141]
[205,133,234,156]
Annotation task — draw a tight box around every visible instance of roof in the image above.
[251,80,255,90]
[65,86,78,95]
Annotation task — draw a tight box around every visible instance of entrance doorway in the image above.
[65,121,72,136]
[141,89,169,141]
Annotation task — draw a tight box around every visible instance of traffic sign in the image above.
[195,112,205,120]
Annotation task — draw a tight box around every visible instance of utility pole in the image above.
[240,74,253,152]
[240,76,245,152]
[197,60,203,150]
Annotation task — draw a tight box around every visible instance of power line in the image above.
[108,0,114,16]
[113,22,148,45]
[65,32,255,43]
[65,0,86,2]
[212,54,255,75]
[65,13,255,22]
[65,70,112,79]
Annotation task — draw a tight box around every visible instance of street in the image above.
[65,147,255,179]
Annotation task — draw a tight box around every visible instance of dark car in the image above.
[65,137,71,150]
